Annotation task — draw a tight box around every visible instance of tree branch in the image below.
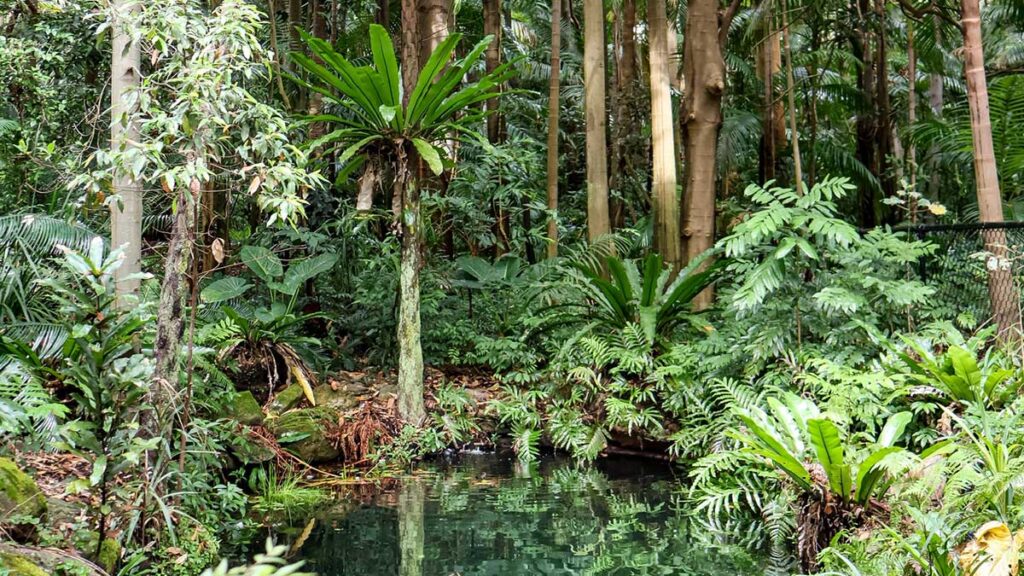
[894,0,962,33]
[719,0,743,47]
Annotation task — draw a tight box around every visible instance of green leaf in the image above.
[877,412,912,447]
[240,245,283,283]
[853,446,901,504]
[379,104,397,123]
[279,253,339,296]
[807,418,851,501]
[201,277,252,303]
[338,135,383,167]
[412,138,444,175]
[735,413,813,491]
[89,455,107,486]
[369,24,401,108]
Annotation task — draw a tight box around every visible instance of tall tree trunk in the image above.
[649,0,681,266]
[110,0,142,300]
[583,0,611,244]
[152,182,198,433]
[682,0,732,307]
[396,0,426,424]
[610,0,641,230]
[781,0,802,190]
[852,0,878,227]
[928,15,944,199]
[417,0,450,65]
[907,20,917,206]
[483,0,510,256]
[874,0,894,215]
[961,0,1022,337]
[546,0,562,258]
[757,7,783,183]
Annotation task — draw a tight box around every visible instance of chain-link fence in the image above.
[900,222,1024,325]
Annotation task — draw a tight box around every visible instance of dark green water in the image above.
[270,453,762,576]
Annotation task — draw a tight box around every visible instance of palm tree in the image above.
[291,25,513,423]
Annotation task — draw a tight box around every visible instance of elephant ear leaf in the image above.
[201,277,251,304]
[241,245,283,283]
[280,254,339,296]
[808,418,851,502]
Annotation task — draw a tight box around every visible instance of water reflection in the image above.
[270,453,763,575]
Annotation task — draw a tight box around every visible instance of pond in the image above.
[264,453,764,576]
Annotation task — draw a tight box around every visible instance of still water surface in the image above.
[270,453,762,575]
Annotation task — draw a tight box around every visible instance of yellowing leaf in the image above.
[289,362,316,407]
[961,522,1020,576]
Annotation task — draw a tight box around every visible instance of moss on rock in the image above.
[0,458,46,535]
[268,384,306,414]
[268,407,339,463]
[0,551,49,576]
[230,390,265,425]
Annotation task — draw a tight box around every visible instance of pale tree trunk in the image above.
[682,0,735,308]
[583,0,611,244]
[397,0,426,425]
[756,6,783,183]
[961,0,1022,337]
[546,0,561,258]
[649,0,681,267]
[418,0,450,66]
[781,0,802,191]
[110,0,142,301]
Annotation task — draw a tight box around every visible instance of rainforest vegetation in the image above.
[4,0,1024,573]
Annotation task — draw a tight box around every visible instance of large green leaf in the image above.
[735,412,813,491]
[853,446,901,504]
[807,418,851,501]
[279,253,339,296]
[411,138,444,175]
[201,277,252,303]
[877,411,912,447]
[241,245,283,283]
[368,24,400,111]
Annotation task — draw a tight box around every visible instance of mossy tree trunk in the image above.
[397,151,426,425]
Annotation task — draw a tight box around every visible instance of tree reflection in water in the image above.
[261,454,763,575]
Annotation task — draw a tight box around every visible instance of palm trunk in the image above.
[545,0,561,258]
[649,0,680,267]
[961,0,1022,338]
[928,15,944,199]
[583,0,611,244]
[110,0,142,301]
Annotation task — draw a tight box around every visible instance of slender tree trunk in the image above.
[546,0,561,258]
[757,7,783,183]
[928,15,944,199]
[907,20,917,202]
[961,0,1022,337]
[649,0,680,266]
[417,0,450,65]
[682,0,729,307]
[852,0,878,227]
[874,0,894,216]
[397,156,426,424]
[152,182,198,432]
[781,0,802,191]
[377,0,390,25]
[396,0,426,424]
[110,0,142,300]
[583,0,611,244]
[267,0,293,110]
[483,0,510,256]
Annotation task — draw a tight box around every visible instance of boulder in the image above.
[0,545,105,576]
[229,390,265,426]
[0,458,46,530]
[268,384,306,414]
[268,408,339,463]
[313,382,363,413]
